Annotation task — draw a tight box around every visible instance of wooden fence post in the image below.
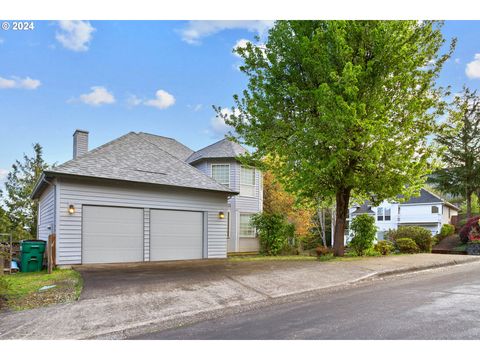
[47,234,56,274]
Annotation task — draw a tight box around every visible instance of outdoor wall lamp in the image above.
[218,211,225,219]
[68,204,75,215]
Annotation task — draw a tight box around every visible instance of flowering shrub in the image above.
[459,216,480,243]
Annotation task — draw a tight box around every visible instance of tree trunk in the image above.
[333,188,351,256]
[322,209,326,247]
[331,206,336,248]
[466,190,473,219]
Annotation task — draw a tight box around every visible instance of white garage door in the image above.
[82,206,144,264]
[150,209,203,261]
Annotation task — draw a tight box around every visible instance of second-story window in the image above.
[432,205,439,214]
[377,207,384,221]
[385,208,391,221]
[212,164,230,187]
[240,166,255,197]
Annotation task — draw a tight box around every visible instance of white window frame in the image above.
[239,213,255,238]
[384,207,391,221]
[432,205,439,214]
[211,164,230,187]
[377,207,384,221]
[240,166,256,197]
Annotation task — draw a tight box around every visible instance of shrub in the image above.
[315,245,330,257]
[0,276,8,309]
[251,213,295,256]
[374,240,395,255]
[364,247,382,257]
[395,237,420,253]
[440,224,455,238]
[349,214,377,256]
[459,216,480,243]
[387,226,433,252]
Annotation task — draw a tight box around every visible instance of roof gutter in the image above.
[30,172,46,199]
[43,170,240,196]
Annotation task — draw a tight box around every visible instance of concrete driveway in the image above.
[76,258,350,300]
[1,254,479,339]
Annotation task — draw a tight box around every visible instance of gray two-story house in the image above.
[32,130,262,266]
[187,139,263,253]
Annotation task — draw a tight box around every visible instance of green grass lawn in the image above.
[0,269,83,311]
[453,243,467,252]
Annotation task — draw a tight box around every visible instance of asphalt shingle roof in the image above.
[399,188,443,204]
[351,202,375,215]
[137,132,194,161]
[46,132,236,194]
[186,138,248,164]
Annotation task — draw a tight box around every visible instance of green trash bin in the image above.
[20,240,46,272]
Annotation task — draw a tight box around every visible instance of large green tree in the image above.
[220,20,453,255]
[4,143,49,239]
[431,87,480,219]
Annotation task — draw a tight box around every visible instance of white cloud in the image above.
[0,76,41,90]
[0,168,8,182]
[210,107,239,136]
[233,39,251,58]
[187,103,203,112]
[180,20,273,45]
[466,54,480,79]
[56,20,95,52]
[126,94,143,108]
[78,86,115,106]
[144,89,176,110]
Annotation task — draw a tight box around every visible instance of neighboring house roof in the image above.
[399,188,460,210]
[351,202,375,215]
[33,132,237,198]
[186,138,248,164]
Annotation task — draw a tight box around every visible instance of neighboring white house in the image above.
[32,130,262,266]
[346,188,459,243]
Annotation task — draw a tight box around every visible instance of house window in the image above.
[212,164,230,187]
[432,205,439,214]
[385,208,391,221]
[240,214,255,237]
[377,207,384,221]
[377,231,385,240]
[240,166,255,197]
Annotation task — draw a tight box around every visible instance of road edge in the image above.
[89,255,480,340]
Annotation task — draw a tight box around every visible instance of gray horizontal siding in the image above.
[207,211,228,258]
[56,178,229,265]
[38,184,55,241]
[192,158,263,252]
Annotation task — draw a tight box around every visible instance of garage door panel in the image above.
[150,210,203,261]
[82,206,143,264]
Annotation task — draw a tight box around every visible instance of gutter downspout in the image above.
[43,178,56,236]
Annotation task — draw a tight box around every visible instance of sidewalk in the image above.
[1,254,478,339]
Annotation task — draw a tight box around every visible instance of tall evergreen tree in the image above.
[432,87,480,218]
[220,20,453,255]
[4,143,49,238]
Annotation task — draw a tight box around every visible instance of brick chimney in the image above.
[73,129,89,159]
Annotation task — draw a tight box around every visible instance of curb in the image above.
[365,256,480,280]
[87,256,480,340]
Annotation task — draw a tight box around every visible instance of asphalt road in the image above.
[131,261,480,340]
